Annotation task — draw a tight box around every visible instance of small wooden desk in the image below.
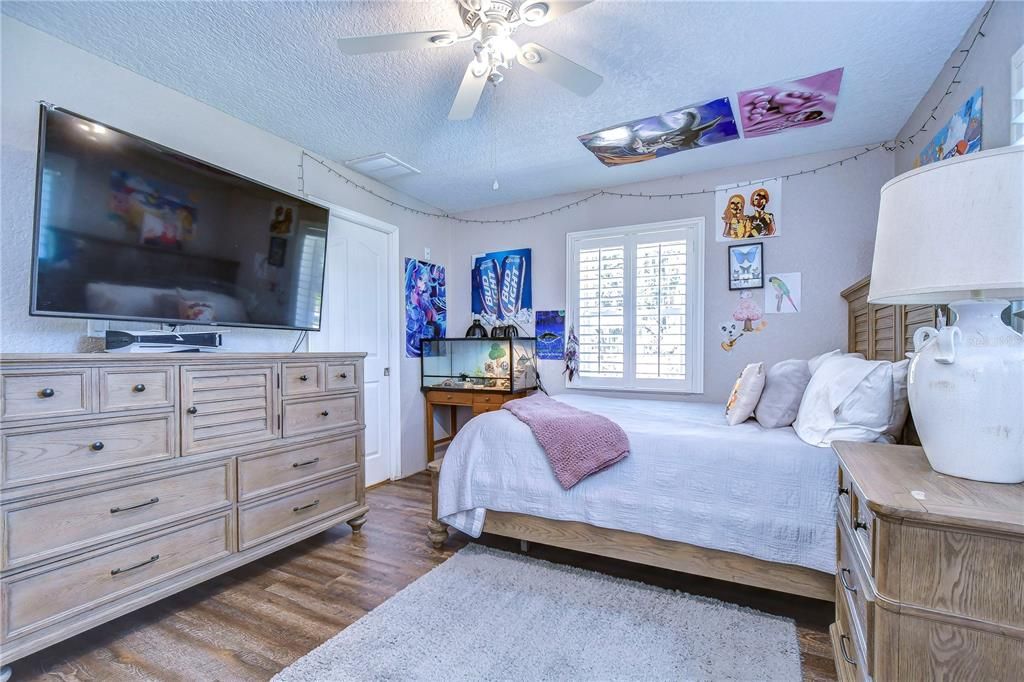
[422,389,528,462]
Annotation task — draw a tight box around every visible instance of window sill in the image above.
[563,382,704,396]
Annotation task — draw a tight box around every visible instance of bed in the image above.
[426,278,941,602]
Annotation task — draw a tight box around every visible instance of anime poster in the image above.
[715,178,782,242]
[767,272,801,314]
[405,258,447,358]
[108,171,198,246]
[737,68,844,138]
[917,88,983,167]
[578,97,739,167]
[471,248,532,327]
[535,310,566,360]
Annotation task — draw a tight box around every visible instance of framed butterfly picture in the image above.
[728,242,764,290]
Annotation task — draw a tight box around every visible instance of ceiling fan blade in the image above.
[516,42,602,97]
[337,30,459,55]
[449,63,489,120]
[519,1,594,26]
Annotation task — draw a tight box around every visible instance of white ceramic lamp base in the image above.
[908,299,1024,484]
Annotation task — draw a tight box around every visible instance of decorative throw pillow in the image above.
[725,362,766,426]
[881,359,911,442]
[794,356,893,447]
[755,359,812,428]
[808,349,842,375]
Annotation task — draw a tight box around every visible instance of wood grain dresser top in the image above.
[833,441,1024,535]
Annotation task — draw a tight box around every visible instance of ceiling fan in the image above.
[337,0,602,120]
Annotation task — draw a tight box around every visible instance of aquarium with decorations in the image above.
[420,338,538,393]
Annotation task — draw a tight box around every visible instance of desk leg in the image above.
[427,460,449,549]
[425,398,435,462]
[449,405,459,440]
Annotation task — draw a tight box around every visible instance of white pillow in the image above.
[881,359,910,442]
[755,359,812,428]
[794,356,893,447]
[725,363,766,426]
[808,349,866,375]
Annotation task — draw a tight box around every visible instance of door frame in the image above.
[306,196,402,482]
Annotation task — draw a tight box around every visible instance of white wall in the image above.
[451,146,894,402]
[0,17,451,476]
[895,0,1024,174]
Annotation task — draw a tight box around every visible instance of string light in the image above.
[300,0,992,226]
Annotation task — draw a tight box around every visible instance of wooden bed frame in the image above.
[425,277,943,603]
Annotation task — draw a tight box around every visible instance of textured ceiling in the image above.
[3,1,983,213]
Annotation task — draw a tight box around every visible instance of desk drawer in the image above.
[426,391,474,406]
[2,460,233,570]
[2,414,176,489]
[282,394,359,438]
[99,367,174,412]
[238,472,359,550]
[2,512,232,641]
[238,435,359,500]
[1,369,91,421]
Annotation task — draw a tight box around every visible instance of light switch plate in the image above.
[424,247,431,261]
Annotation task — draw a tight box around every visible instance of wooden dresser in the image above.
[831,442,1024,681]
[0,352,368,672]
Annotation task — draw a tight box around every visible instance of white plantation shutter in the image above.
[568,219,704,393]
[294,228,327,328]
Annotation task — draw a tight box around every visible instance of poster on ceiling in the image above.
[715,178,782,242]
[471,248,533,328]
[737,68,844,138]
[577,97,739,167]
[404,257,446,358]
[917,87,983,167]
[535,310,566,360]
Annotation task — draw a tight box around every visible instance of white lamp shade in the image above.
[869,146,1024,305]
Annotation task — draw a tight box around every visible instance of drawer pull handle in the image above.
[39,387,55,398]
[337,372,348,379]
[838,486,849,496]
[299,374,309,382]
[854,520,869,531]
[320,410,330,417]
[187,406,198,415]
[111,554,160,576]
[292,457,321,468]
[90,441,105,452]
[133,383,146,393]
[838,634,857,666]
[110,496,160,514]
[293,499,320,513]
[839,567,857,594]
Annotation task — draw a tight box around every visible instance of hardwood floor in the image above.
[11,473,837,681]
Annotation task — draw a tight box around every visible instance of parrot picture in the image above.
[769,276,798,312]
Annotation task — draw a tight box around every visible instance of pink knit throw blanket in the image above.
[502,393,630,489]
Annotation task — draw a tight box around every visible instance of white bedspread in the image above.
[438,394,837,573]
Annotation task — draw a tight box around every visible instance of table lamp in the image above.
[869,145,1024,483]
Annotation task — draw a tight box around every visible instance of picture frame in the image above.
[728,242,763,290]
[268,236,288,267]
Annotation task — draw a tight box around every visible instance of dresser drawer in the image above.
[237,472,359,550]
[238,434,359,501]
[838,522,875,676]
[325,362,357,392]
[99,367,174,412]
[282,362,323,396]
[1,368,91,421]
[282,394,359,438]
[2,414,176,489]
[2,460,233,570]
[850,486,875,571]
[2,512,232,642]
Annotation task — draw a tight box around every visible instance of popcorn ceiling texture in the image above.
[2,0,982,213]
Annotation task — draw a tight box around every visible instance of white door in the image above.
[311,215,393,486]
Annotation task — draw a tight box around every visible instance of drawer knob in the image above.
[299,374,309,382]
[132,383,146,393]
[292,457,321,468]
[111,554,160,576]
[187,406,198,415]
[839,567,857,594]
[838,486,849,496]
[90,441,105,452]
[838,634,857,666]
[39,387,55,398]
[854,519,869,531]
[337,372,348,379]
[110,496,160,514]
[292,499,320,513]
[320,410,330,417]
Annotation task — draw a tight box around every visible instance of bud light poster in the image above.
[405,258,446,358]
[471,248,532,327]
[535,310,565,360]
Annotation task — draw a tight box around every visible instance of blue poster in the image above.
[471,248,532,327]
[535,310,565,360]
[405,258,446,358]
[917,88,982,167]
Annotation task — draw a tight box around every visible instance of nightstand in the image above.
[830,442,1024,681]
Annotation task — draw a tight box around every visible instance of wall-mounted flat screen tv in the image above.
[30,106,330,331]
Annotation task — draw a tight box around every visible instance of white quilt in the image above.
[438,394,837,573]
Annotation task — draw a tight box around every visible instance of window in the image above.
[566,218,704,393]
[1013,43,1024,146]
[294,227,327,328]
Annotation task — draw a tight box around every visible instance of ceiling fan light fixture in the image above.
[430,33,456,46]
[521,48,541,64]
[521,2,549,24]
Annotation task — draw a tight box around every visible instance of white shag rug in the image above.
[274,545,801,682]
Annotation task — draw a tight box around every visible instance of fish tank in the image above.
[421,338,538,393]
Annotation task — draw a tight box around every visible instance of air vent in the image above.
[344,153,421,181]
